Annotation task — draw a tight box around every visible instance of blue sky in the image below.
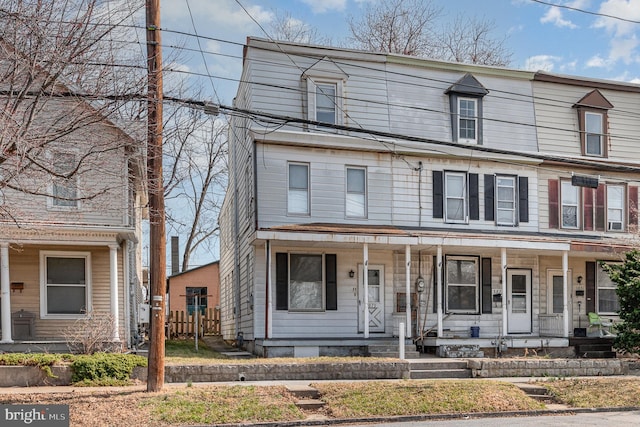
[158,0,640,268]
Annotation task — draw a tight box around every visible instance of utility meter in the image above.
[416,277,426,293]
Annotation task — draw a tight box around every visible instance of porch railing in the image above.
[539,314,563,337]
[167,308,221,338]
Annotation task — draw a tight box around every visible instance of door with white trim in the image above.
[507,269,531,333]
[358,265,385,333]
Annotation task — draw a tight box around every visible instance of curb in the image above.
[211,406,640,427]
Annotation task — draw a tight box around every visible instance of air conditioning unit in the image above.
[608,221,623,231]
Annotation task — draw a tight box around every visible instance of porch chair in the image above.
[587,312,615,337]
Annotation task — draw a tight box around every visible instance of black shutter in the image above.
[469,173,479,220]
[433,171,443,219]
[519,176,529,223]
[481,258,492,313]
[326,254,337,310]
[586,261,596,314]
[275,253,288,310]
[484,174,494,221]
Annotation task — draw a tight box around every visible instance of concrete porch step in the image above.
[368,350,421,358]
[286,384,326,411]
[515,384,555,402]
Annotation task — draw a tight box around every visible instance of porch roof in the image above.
[254,223,634,255]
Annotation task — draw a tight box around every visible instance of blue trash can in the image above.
[470,326,480,338]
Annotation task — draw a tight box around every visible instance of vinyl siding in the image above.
[5,245,125,340]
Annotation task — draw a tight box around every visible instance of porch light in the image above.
[349,269,355,278]
[577,276,583,284]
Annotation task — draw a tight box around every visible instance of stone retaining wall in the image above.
[468,358,629,378]
[164,361,408,383]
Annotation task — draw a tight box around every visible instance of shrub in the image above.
[71,353,147,385]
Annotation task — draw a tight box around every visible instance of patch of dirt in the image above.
[0,387,169,427]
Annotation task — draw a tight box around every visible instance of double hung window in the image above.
[458,98,478,143]
[446,256,479,313]
[596,263,619,314]
[52,152,78,208]
[346,167,366,218]
[40,251,91,318]
[288,163,309,215]
[496,176,516,226]
[607,184,624,231]
[585,112,604,156]
[561,181,580,229]
[445,172,467,223]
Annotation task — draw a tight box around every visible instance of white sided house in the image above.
[0,97,146,352]
[219,38,640,358]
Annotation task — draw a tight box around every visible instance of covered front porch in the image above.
[254,224,588,357]
[0,227,138,351]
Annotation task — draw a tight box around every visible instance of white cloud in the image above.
[593,0,640,37]
[523,55,562,71]
[302,0,347,14]
[608,35,639,63]
[540,6,577,28]
[586,55,609,68]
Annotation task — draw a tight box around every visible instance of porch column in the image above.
[436,246,443,338]
[501,248,507,336]
[109,244,120,341]
[562,251,569,338]
[0,242,12,343]
[266,241,272,339]
[405,245,411,338]
[363,243,369,339]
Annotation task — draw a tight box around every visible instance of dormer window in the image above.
[302,57,348,130]
[446,74,488,145]
[574,89,613,158]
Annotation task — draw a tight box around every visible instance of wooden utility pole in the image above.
[146,0,166,392]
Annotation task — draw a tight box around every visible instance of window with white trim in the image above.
[607,184,624,231]
[597,262,619,314]
[445,172,467,223]
[561,180,580,229]
[445,256,479,313]
[40,251,91,318]
[496,175,516,226]
[289,253,323,311]
[51,152,78,208]
[585,112,604,156]
[458,97,477,143]
[288,162,309,215]
[346,167,366,218]
[306,79,343,128]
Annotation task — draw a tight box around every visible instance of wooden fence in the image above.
[167,308,221,338]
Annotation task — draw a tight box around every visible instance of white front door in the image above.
[507,269,531,333]
[358,265,385,333]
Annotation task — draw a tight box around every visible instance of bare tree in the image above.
[348,0,441,56]
[347,0,512,66]
[163,100,227,271]
[0,0,146,222]
[435,15,513,66]
[269,10,331,45]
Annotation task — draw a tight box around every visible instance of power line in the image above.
[529,0,640,25]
